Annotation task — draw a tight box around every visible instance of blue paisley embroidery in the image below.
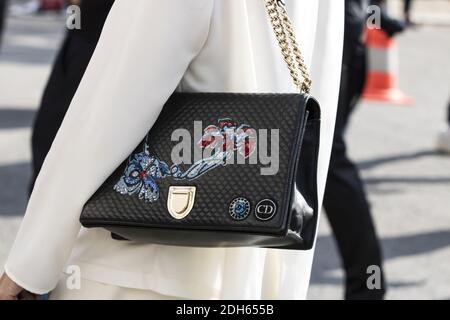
[114,118,257,202]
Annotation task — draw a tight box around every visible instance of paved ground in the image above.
[0,3,449,300]
[0,14,65,273]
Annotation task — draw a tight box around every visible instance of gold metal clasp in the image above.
[167,186,196,220]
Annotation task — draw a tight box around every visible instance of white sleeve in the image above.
[5,0,214,294]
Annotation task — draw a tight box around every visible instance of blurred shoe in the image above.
[405,18,418,29]
[436,126,450,154]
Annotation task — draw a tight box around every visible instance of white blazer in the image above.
[5,0,343,299]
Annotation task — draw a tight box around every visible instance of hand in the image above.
[0,273,38,300]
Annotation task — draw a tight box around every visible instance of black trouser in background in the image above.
[30,0,114,190]
[323,47,386,300]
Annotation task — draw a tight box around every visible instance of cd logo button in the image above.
[255,199,277,221]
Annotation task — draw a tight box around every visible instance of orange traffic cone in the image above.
[362,28,413,105]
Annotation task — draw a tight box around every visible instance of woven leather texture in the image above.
[81,93,316,239]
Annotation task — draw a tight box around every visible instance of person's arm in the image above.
[1,0,213,296]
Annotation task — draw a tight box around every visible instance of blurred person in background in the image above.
[323,0,386,300]
[10,0,65,16]
[30,0,115,191]
[436,99,450,153]
[37,0,64,11]
[0,0,344,300]
[404,0,413,25]
[323,0,406,300]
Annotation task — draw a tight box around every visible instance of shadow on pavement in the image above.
[311,230,450,285]
[0,161,30,216]
[357,149,450,191]
[0,108,35,129]
[382,230,450,260]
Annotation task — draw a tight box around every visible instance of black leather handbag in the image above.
[80,0,321,250]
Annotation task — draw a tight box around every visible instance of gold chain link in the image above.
[264,0,312,93]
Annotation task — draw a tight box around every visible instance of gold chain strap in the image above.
[264,0,312,93]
